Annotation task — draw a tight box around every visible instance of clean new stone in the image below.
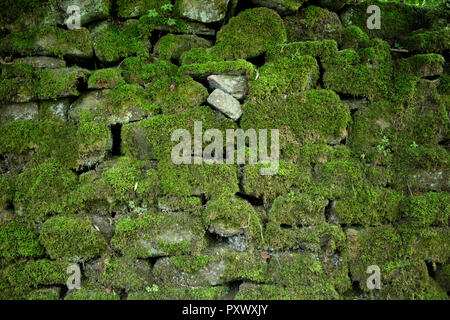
[207,89,243,121]
[207,75,248,100]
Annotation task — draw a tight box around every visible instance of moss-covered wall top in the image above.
[0,0,449,300]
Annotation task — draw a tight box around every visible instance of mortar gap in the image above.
[110,123,123,156]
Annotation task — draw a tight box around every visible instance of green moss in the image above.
[158,160,239,200]
[26,287,61,300]
[120,57,178,86]
[117,0,171,18]
[242,90,351,147]
[111,210,205,258]
[269,193,327,227]
[122,105,236,161]
[341,26,371,50]
[128,285,228,300]
[170,255,214,274]
[64,283,120,300]
[401,192,449,227]
[35,67,88,100]
[265,39,338,62]
[86,255,151,291]
[91,20,150,63]
[323,39,393,101]
[249,55,319,97]
[154,33,211,62]
[40,214,107,261]
[0,220,44,261]
[14,159,80,220]
[241,160,310,204]
[212,7,287,60]
[405,27,450,54]
[0,63,36,104]
[340,1,424,44]
[179,58,256,80]
[76,121,111,153]
[203,196,263,242]
[147,75,208,114]
[88,68,122,89]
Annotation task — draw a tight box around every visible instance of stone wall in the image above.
[0,0,449,300]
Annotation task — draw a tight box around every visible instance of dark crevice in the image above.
[422,75,441,81]
[247,53,266,68]
[235,192,264,206]
[280,224,292,229]
[224,280,243,300]
[71,164,96,176]
[316,57,325,89]
[110,123,123,156]
[438,138,449,151]
[145,256,159,268]
[425,260,436,279]
[324,200,333,223]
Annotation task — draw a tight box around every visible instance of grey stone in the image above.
[178,0,230,23]
[207,75,248,100]
[0,102,39,124]
[40,98,71,121]
[14,56,66,69]
[56,0,110,26]
[207,89,243,121]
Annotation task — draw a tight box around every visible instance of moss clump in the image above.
[111,210,205,258]
[14,159,80,220]
[341,26,371,50]
[158,160,239,200]
[265,39,338,62]
[267,252,349,299]
[221,251,271,283]
[241,160,310,205]
[64,283,120,300]
[405,27,450,54]
[212,7,287,60]
[35,67,88,100]
[179,58,257,80]
[128,285,228,300]
[0,63,36,104]
[242,90,351,147]
[249,55,319,97]
[85,255,152,291]
[269,193,327,227]
[40,214,107,261]
[340,1,424,44]
[0,220,44,261]
[1,259,71,292]
[90,20,150,63]
[0,27,94,59]
[203,196,263,241]
[120,57,178,86]
[0,120,79,169]
[26,287,61,300]
[122,105,236,161]
[147,75,208,114]
[117,0,171,18]
[88,68,122,89]
[323,39,393,101]
[154,33,211,63]
[401,192,449,227]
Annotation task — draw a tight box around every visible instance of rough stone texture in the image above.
[207,89,243,120]
[56,0,110,26]
[250,0,306,15]
[177,0,230,23]
[207,75,248,100]
[14,57,66,69]
[154,34,212,63]
[0,102,39,124]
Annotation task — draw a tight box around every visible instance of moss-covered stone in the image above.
[212,7,287,60]
[64,283,121,300]
[323,39,393,101]
[180,58,257,80]
[0,219,44,261]
[117,0,171,18]
[341,26,371,51]
[203,196,263,241]
[154,34,211,63]
[112,210,205,258]
[14,159,80,220]
[401,192,449,227]
[147,75,208,114]
[128,285,228,300]
[265,39,339,62]
[0,27,94,60]
[120,57,178,86]
[90,20,151,63]
[250,0,306,16]
[40,214,107,261]
[176,0,230,23]
[283,5,342,43]
[404,27,450,54]
[88,68,122,89]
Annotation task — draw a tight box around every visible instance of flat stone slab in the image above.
[207,74,248,100]
[207,89,243,121]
